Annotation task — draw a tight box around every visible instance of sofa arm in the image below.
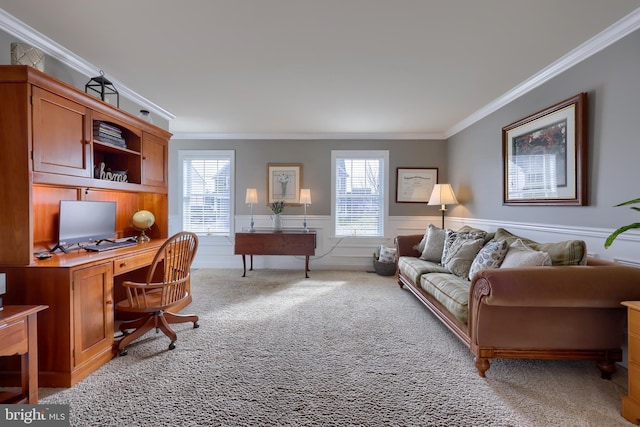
[470,264,640,308]
[395,235,422,258]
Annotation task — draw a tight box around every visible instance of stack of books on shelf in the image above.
[94,121,126,148]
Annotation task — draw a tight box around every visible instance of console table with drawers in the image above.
[235,230,316,278]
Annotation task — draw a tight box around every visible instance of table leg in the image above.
[241,255,247,277]
[26,314,38,403]
[249,255,254,271]
[305,256,310,278]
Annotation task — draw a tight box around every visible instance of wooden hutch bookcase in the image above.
[0,65,171,387]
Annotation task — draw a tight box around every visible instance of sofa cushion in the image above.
[420,273,471,324]
[494,228,586,266]
[468,239,509,280]
[441,229,487,265]
[442,237,485,279]
[419,224,447,262]
[398,257,449,284]
[500,239,552,268]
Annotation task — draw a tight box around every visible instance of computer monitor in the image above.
[54,200,117,252]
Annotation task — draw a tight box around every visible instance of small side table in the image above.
[622,301,640,424]
[0,305,48,404]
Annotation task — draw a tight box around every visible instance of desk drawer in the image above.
[113,250,157,275]
[0,320,28,356]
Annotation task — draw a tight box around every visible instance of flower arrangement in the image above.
[270,200,286,215]
[276,172,291,197]
[605,197,640,248]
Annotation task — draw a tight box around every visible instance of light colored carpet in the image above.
[39,269,632,426]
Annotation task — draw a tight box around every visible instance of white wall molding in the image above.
[0,9,175,121]
[192,214,640,270]
[444,8,640,139]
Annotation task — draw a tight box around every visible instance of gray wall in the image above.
[169,138,448,218]
[448,28,640,231]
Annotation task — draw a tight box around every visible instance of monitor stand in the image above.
[49,243,69,254]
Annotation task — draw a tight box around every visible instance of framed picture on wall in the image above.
[502,93,588,206]
[396,168,438,203]
[267,163,302,205]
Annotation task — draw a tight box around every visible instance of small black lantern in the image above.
[85,70,119,107]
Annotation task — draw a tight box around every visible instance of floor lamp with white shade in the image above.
[428,184,458,229]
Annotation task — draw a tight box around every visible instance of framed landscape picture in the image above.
[267,163,302,205]
[502,93,588,206]
[396,168,438,203]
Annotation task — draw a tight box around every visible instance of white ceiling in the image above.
[1,1,639,139]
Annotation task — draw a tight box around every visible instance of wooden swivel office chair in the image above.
[115,231,199,356]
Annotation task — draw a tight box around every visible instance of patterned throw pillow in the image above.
[441,229,487,265]
[494,228,586,265]
[419,225,447,262]
[378,246,397,263]
[442,237,485,279]
[468,239,509,280]
[500,239,552,268]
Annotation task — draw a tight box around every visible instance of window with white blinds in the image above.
[332,150,388,237]
[180,150,234,235]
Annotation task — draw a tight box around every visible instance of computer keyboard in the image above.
[83,240,137,252]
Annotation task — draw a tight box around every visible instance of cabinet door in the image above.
[32,86,92,177]
[141,132,167,187]
[72,262,114,367]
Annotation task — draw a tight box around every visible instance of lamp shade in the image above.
[299,189,312,205]
[245,188,258,204]
[428,184,458,206]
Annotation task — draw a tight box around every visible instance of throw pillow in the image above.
[413,227,430,253]
[500,239,552,268]
[494,228,587,265]
[378,246,397,263]
[419,224,447,262]
[441,229,487,265]
[468,239,509,280]
[442,236,485,279]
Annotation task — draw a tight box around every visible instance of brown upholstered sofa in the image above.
[396,227,640,378]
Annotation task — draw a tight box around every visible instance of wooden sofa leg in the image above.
[597,360,616,380]
[474,357,490,377]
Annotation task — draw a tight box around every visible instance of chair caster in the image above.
[169,341,176,350]
[193,321,199,329]
[119,348,128,356]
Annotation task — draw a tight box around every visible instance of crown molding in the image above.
[444,7,640,139]
[2,7,639,140]
[0,9,175,121]
[170,132,445,140]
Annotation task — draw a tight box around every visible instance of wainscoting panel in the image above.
[190,215,640,269]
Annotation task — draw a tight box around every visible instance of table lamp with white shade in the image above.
[428,184,458,229]
[299,189,311,232]
[245,188,258,232]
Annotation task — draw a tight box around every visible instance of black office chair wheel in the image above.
[119,348,128,356]
[169,341,176,350]
[193,321,200,329]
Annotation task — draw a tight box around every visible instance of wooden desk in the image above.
[623,301,640,424]
[235,231,316,278]
[0,239,187,387]
[0,305,48,404]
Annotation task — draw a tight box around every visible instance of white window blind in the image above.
[332,151,387,237]
[181,151,233,235]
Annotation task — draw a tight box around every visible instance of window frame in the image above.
[331,150,389,238]
[178,149,235,237]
